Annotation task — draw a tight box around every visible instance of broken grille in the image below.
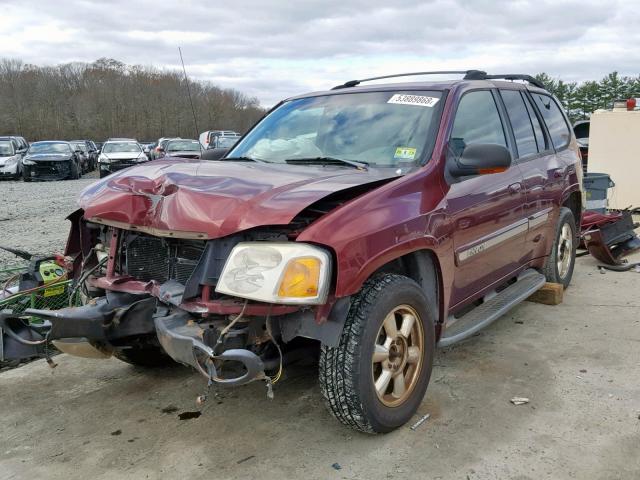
[123,234,204,285]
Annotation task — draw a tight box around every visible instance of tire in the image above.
[113,346,174,368]
[69,160,80,180]
[543,207,577,288]
[22,169,31,182]
[319,273,435,433]
[99,168,109,178]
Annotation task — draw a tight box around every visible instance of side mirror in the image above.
[447,143,511,177]
[201,147,229,160]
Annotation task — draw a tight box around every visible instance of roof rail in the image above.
[463,70,546,89]
[331,70,546,90]
[331,71,470,90]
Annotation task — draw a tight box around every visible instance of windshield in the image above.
[0,142,14,156]
[229,91,443,167]
[167,140,200,152]
[28,142,71,154]
[102,142,142,153]
[72,143,87,152]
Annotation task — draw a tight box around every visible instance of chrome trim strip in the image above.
[528,207,553,229]
[457,219,528,263]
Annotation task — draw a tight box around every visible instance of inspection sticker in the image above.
[387,94,439,107]
[394,147,416,160]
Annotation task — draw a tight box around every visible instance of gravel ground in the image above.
[0,173,97,267]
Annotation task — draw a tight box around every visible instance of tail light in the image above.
[627,98,637,111]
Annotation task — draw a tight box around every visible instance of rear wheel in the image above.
[319,274,435,433]
[543,207,577,288]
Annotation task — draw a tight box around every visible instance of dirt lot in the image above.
[1,177,639,480]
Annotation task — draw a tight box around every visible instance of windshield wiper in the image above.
[222,156,269,163]
[285,157,368,170]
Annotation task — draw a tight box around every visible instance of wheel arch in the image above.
[368,248,444,327]
[562,189,582,229]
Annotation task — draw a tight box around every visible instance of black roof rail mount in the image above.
[332,70,545,90]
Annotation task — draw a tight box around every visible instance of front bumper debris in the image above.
[581,210,640,265]
[22,291,266,386]
[154,310,266,385]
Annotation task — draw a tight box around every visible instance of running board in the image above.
[438,269,546,347]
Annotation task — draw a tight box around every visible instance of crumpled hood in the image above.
[79,158,398,239]
[26,153,71,162]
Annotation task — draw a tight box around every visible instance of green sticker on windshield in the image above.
[394,147,416,160]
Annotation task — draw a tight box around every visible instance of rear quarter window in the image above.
[532,93,571,150]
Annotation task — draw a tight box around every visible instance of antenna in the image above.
[178,47,203,157]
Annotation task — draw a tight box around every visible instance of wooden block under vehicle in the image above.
[526,282,563,305]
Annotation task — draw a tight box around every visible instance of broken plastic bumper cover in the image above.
[21,291,265,386]
[154,311,265,386]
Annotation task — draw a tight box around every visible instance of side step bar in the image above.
[438,269,546,347]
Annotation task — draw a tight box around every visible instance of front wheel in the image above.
[69,160,80,180]
[319,274,435,433]
[543,207,577,288]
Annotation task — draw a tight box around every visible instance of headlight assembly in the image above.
[98,155,110,164]
[215,242,332,304]
[22,158,36,165]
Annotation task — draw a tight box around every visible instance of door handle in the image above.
[508,182,522,194]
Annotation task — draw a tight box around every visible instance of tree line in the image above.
[0,58,265,141]
[535,71,640,123]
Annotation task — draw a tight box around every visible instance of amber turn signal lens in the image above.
[278,257,321,298]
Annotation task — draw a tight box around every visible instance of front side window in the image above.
[229,90,444,167]
[450,90,506,157]
[532,93,571,150]
[500,90,538,158]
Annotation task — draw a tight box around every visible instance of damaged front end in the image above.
[22,207,349,389]
[581,210,640,265]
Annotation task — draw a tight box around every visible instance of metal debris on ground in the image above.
[510,397,530,405]
[331,463,342,471]
[409,413,431,430]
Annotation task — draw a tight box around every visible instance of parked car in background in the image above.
[22,141,81,181]
[199,130,240,149]
[98,140,148,178]
[31,71,583,433]
[0,138,24,179]
[160,139,202,159]
[71,140,98,171]
[70,141,91,173]
[151,137,180,159]
[95,142,104,153]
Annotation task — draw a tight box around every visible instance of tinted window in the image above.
[500,90,538,158]
[532,93,570,149]
[523,95,547,151]
[450,90,506,157]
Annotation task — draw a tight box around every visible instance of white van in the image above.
[199,130,241,149]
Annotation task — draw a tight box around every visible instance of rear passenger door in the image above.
[502,90,571,261]
[445,90,527,308]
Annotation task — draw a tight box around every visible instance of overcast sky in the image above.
[2,0,639,106]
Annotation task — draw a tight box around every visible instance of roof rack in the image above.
[331,70,545,90]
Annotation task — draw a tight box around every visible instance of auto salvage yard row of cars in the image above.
[0,131,241,182]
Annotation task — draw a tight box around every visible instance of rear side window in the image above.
[450,91,506,156]
[500,90,538,158]
[532,93,571,149]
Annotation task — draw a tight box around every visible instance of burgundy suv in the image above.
[27,71,582,433]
